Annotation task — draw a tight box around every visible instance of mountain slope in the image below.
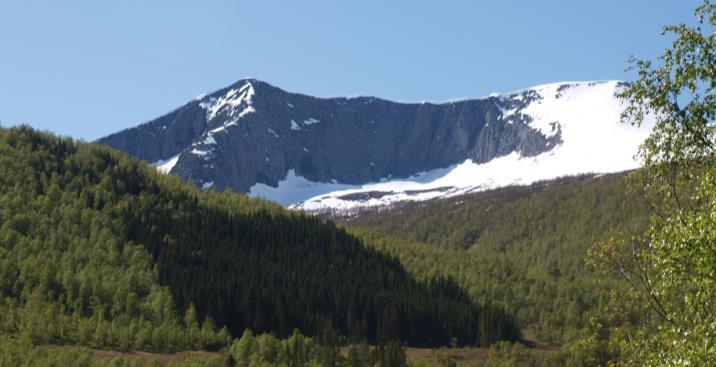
[339,172,651,345]
[97,79,650,210]
[0,126,518,347]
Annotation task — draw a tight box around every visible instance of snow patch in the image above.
[150,154,180,174]
[249,170,355,206]
[209,120,237,134]
[191,148,210,157]
[304,118,320,126]
[199,81,256,124]
[203,135,216,145]
[195,83,257,144]
[201,181,214,190]
[290,119,301,131]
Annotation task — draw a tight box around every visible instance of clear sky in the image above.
[0,0,701,140]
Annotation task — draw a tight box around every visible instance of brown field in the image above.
[405,346,490,362]
[39,328,556,365]
[87,348,221,364]
[85,344,553,365]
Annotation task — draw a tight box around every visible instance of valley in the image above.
[0,81,665,366]
[3,1,713,366]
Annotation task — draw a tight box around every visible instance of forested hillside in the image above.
[341,174,651,349]
[0,126,519,352]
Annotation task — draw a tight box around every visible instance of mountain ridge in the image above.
[97,79,651,211]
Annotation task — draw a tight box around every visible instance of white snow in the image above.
[303,118,320,126]
[203,135,216,145]
[267,128,279,138]
[208,120,237,134]
[150,154,180,174]
[290,119,301,131]
[237,106,256,119]
[249,170,355,206]
[188,81,260,157]
[199,81,256,125]
[500,106,520,121]
[191,148,210,157]
[245,81,655,212]
[201,181,214,190]
[286,102,295,108]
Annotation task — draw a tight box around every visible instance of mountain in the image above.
[98,79,652,212]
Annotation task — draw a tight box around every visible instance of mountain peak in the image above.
[199,80,257,123]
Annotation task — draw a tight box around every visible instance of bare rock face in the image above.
[97,79,561,193]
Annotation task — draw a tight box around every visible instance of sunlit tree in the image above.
[591,2,716,365]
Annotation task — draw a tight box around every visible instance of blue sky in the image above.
[0,1,700,140]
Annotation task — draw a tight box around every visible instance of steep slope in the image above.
[0,126,519,347]
[96,79,648,211]
[0,126,230,352]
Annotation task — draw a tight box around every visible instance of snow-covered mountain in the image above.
[98,79,653,213]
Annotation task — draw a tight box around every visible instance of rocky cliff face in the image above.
[98,79,561,193]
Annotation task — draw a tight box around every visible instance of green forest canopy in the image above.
[0,125,519,351]
[341,173,651,351]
